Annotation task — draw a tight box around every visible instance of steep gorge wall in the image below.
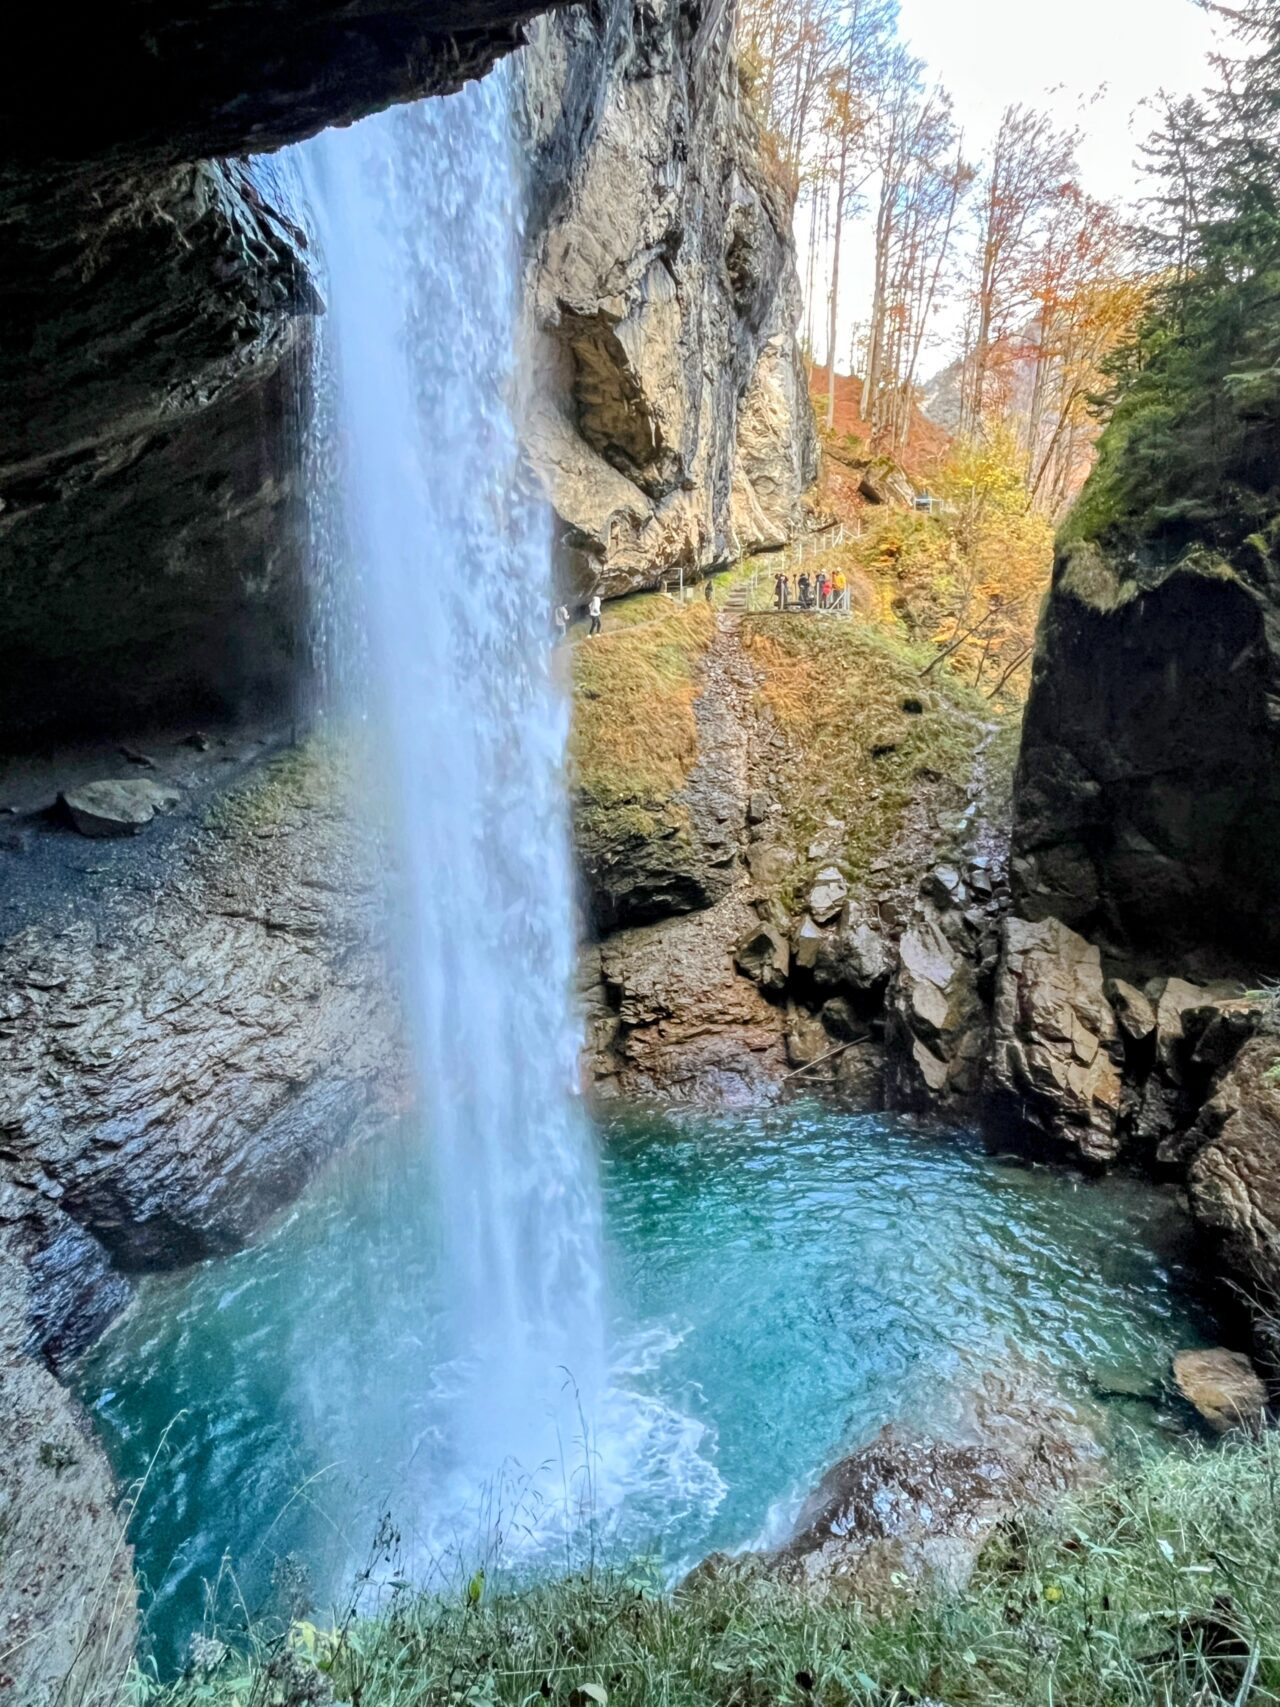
[0,0,815,751]
[0,4,564,750]
[1012,543,1280,972]
[520,0,816,599]
[997,395,1280,1326]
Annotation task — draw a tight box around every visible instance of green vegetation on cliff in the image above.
[134,1434,1280,1707]
[740,616,994,898]
[1065,2,1280,569]
[569,600,716,820]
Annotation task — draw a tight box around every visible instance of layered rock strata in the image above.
[0,743,403,1365]
[0,4,581,750]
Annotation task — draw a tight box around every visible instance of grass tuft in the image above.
[129,1433,1280,1707]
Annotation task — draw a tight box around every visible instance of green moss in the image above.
[569,601,716,817]
[204,737,352,839]
[1055,541,1134,613]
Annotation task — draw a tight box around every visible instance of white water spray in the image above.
[300,75,605,1504]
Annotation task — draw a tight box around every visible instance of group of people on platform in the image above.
[774,568,847,612]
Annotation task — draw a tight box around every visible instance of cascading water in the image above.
[299,75,604,1515]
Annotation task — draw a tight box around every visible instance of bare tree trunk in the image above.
[826,130,849,429]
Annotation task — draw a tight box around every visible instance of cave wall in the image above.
[0,3,567,753]
[519,0,817,598]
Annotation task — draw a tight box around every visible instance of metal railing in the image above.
[740,520,859,614]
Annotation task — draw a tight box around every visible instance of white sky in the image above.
[811,0,1226,372]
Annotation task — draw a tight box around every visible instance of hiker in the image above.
[798,572,811,609]
[818,574,830,610]
[833,570,847,611]
[774,572,789,610]
[704,579,714,604]
[554,603,569,643]
[588,591,603,636]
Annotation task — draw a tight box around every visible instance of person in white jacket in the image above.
[588,591,603,636]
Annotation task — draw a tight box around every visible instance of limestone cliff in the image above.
[519,0,816,600]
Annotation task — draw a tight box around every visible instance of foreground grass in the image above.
[134,1434,1280,1707]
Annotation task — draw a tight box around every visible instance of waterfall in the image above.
[298,74,605,1518]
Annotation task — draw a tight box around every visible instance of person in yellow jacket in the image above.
[833,569,847,610]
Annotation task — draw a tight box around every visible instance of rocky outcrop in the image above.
[0,156,319,744]
[0,744,403,1364]
[1181,1035,1280,1302]
[988,916,1125,1163]
[1013,544,1280,968]
[520,0,816,599]
[4,4,566,177]
[767,1418,1080,1607]
[574,609,755,932]
[691,1372,1088,1609]
[886,886,996,1108]
[0,1236,137,1707]
[984,912,1260,1176]
[587,885,787,1102]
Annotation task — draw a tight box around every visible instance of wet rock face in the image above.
[0,749,405,1362]
[0,1239,137,1707]
[3,2,564,174]
[520,0,816,597]
[1,155,319,745]
[1012,550,1280,965]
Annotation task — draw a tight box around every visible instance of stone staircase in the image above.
[722,578,751,617]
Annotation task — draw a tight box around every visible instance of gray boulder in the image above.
[60,778,182,837]
[812,906,891,995]
[734,923,790,996]
[792,914,827,973]
[808,865,848,925]
[1105,977,1157,1046]
[886,901,988,1104]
